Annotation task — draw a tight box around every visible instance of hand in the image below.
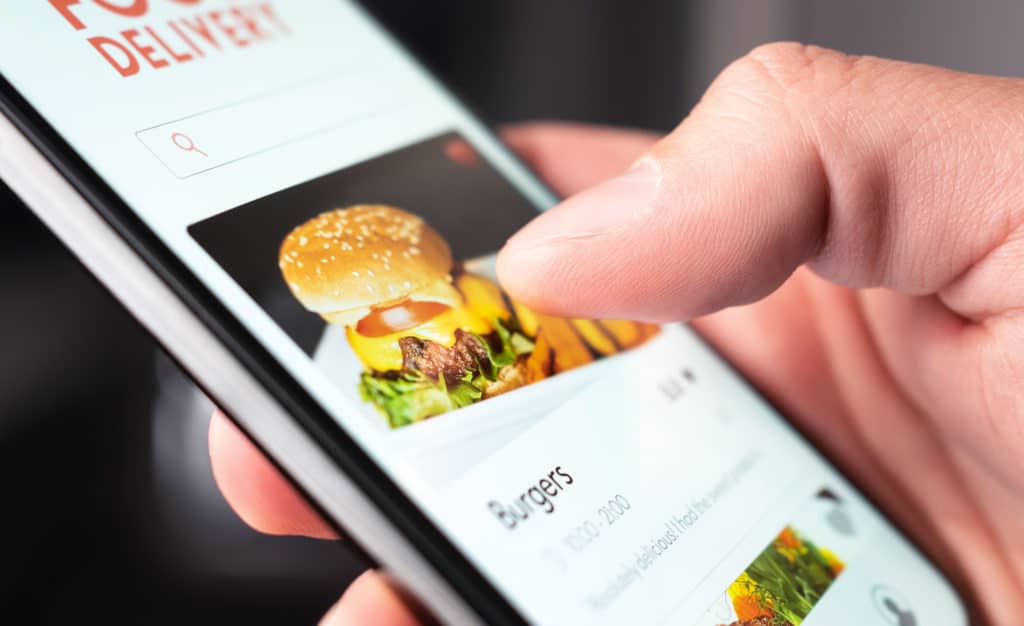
[210,43,1024,625]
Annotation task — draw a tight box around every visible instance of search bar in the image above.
[136,74,395,179]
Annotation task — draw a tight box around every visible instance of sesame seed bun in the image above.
[279,205,459,327]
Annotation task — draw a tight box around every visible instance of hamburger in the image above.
[279,204,536,427]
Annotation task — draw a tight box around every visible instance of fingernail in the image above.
[504,158,661,251]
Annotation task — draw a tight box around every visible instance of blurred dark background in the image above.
[3,1,1024,623]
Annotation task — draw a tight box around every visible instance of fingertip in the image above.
[496,222,583,319]
[208,410,337,539]
[319,571,422,626]
[498,164,670,320]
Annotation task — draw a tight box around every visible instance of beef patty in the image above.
[399,329,492,385]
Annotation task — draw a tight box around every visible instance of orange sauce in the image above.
[355,300,451,337]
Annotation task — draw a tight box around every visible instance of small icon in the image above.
[817,487,855,536]
[171,132,208,157]
[872,584,917,626]
[825,507,855,536]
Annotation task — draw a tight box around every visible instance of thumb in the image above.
[497,43,1024,322]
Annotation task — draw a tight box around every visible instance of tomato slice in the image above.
[355,300,451,337]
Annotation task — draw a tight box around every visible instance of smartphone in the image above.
[0,2,969,624]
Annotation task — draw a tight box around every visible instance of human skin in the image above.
[209,44,1024,625]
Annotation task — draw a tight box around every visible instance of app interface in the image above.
[0,2,966,624]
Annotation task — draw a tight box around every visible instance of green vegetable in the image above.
[472,316,531,379]
[358,318,534,428]
[743,529,839,625]
[359,371,482,428]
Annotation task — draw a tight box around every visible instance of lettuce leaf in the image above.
[358,318,534,428]
[359,371,482,428]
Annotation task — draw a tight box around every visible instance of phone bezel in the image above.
[0,5,977,625]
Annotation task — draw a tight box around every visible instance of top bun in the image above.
[279,205,457,326]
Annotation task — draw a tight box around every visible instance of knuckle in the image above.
[716,42,860,112]
[746,42,835,84]
[746,42,855,91]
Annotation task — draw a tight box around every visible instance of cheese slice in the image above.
[345,305,492,372]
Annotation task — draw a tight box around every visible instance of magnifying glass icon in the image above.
[170,132,208,157]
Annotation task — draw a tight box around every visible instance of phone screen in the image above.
[0,2,967,624]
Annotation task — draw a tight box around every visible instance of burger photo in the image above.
[279,204,658,429]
